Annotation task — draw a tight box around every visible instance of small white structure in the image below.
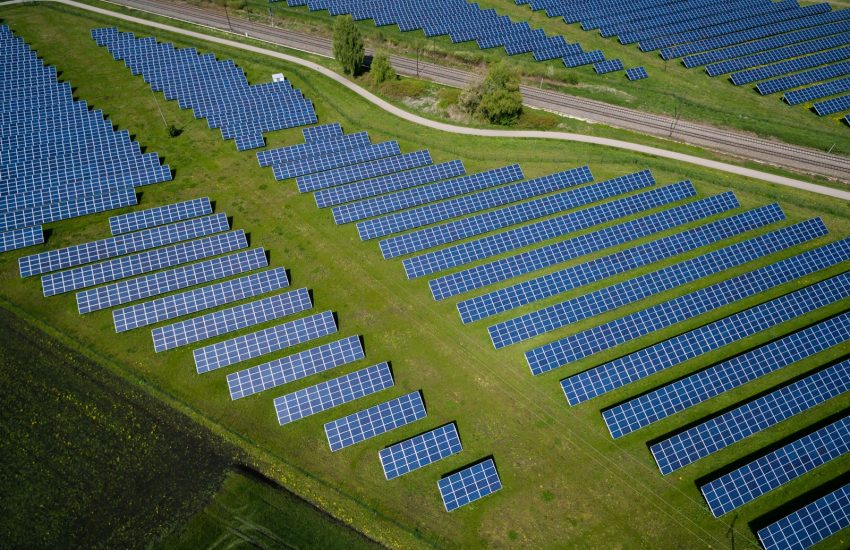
[272,73,286,83]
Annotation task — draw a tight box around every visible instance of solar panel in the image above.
[274,362,394,425]
[325,391,427,452]
[296,150,433,192]
[563,50,605,67]
[151,288,312,352]
[360,166,594,240]
[0,187,137,233]
[493,218,824,350]
[458,203,782,323]
[315,160,466,209]
[194,310,337,373]
[438,459,502,512]
[564,268,850,406]
[430,192,741,301]
[227,335,364,400]
[651,358,850,475]
[526,223,840,376]
[701,415,850,517]
[302,122,343,143]
[257,131,370,167]
[758,483,850,550]
[603,308,850,439]
[42,230,247,297]
[758,61,850,95]
[108,199,211,236]
[594,59,623,74]
[114,267,287,332]
[814,94,850,116]
[334,164,524,225]
[0,225,43,253]
[380,423,463,480]
[626,67,648,80]
[19,213,229,278]
[78,247,266,314]
[272,141,402,181]
[784,75,850,105]
[726,40,850,84]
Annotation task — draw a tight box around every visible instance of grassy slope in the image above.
[1,4,849,549]
[248,0,850,155]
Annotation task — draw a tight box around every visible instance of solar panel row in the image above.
[758,483,850,550]
[380,423,463,480]
[296,150,433,193]
[325,391,426,451]
[0,225,43,253]
[438,458,502,512]
[108,197,212,235]
[256,131,370,167]
[272,141,402,181]
[0,186,138,233]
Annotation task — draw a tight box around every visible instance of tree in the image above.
[459,62,523,125]
[332,15,365,76]
[370,52,396,85]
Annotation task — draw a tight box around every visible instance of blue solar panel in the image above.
[359,166,594,240]
[626,67,648,81]
[603,309,850,440]
[438,459,502,512]
[563,50,605,67]
[757,61,850,95]
[526,224,841,376]
[194,310,337,373]
[43,230,246,298]
[78,247,267,314]
[594,59,623,74]
[315,161,466,209]
[296,150,433,193]
[493,218,824,350]
[19,213,229,278]
[272,141,402,180]
[758,483,850,550]
[113,267,287,332]
[380,423,463,480]
[701,415,850,517]
[403,180,695,279]
[274,362,394,425]
[257,131,370,167]
[430,191,740,301]
[325,391,427,452]
[724,40,850,83]
[784,75,850,105]
[651,358,850,475]
[227,335,364,400]
[151,288,311,352]
[459,203,782,324]
[334,164,524,225]
[0,187,137,233]
[0,225,43,253]
[302,122,343,142]
[814,94,850,116]
[564,268,850,406]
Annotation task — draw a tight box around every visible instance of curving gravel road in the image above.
[98,0,850,183]
[10,0,850,200]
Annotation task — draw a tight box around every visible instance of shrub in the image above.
[459,62,523,125]
[370,52,396,85]
[332,15,364,76]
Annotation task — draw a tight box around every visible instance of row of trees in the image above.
[332,15,522,125]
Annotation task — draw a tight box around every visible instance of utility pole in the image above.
[224,4,233,32]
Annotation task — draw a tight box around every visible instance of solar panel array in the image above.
[324,391,426,451]
[814,94,850,116]
[273,141,402,181]
[380,424,463,480]
[227,335,364,400]
[625,67,648,81]
[494,218,825,351]
[194,310,337,373]
[152,288,312,352]
[758,62,850,96]
[93,28,316,150]
[302,122,343,143]
[280,0,601,72]
[274,362,394,425]
[701,415,850,517]
[114,267,288,332]
[0,25,171,249]
[296,150,433,193]
[563,267,850,407]
[758,483,850,550]
[459,203,782,323]
[438,459,502,512]
[603,309,850,440]
[257,131,370,167]
[650,358,850,475]
[108,197,211,235]
[525,224,839,376]
[593,58,623,74]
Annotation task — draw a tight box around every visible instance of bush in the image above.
[370,52,396,85]
[459,62,523,125]
[332,15,364,76]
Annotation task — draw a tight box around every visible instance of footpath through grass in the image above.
[2,3,850,549]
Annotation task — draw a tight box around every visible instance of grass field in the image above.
[1,3,850,548]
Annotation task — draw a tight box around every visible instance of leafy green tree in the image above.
[459,62,523,125]
[370,52,396,85]
[332,15,364,76]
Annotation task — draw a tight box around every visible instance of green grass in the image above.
[1,4,850,549]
